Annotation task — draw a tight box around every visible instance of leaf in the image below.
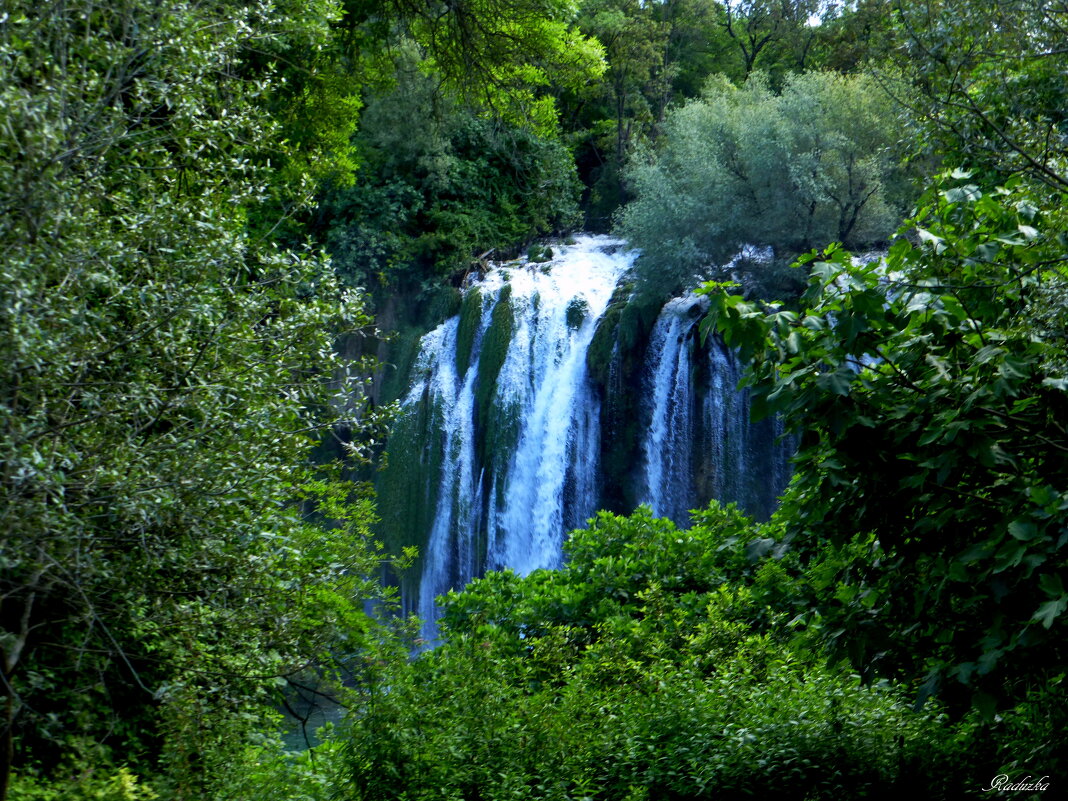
[942,184,981,204]
[916,228,947,253]
[1015,198,1039,221]
[998,356,1029,380]
[816,366,853,397]
[745,537,776,562]
[1038,573,1064,598]
[1008,520,1038,541]
[1033,597,1067,629]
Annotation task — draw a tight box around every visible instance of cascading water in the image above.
[392,236,633,639]
[639,297,700,524]
[636,298,794,526]
[479,239,627,575]
[404,319,483,636]
[378,236,794,636]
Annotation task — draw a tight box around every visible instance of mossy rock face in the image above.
[455,288,483,377]
[566,297,589,330]
[375,389,447,570]
[527,244,554,263]
[587,307,621,388]
[586,283,630,388]
[480,399,522,496]
[426,284,463,323]
[616,297,659,353]
[377,326,428,406]
[474,285,515,466]
[589,287,664,511]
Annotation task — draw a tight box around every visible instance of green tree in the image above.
[806,0,897,74]
[385,0,606,134]
[0,0,400,796]
[618,71,907,297]
[889,0,1068,191]
[340,504,976,800]
[560,0,741,229]
[699,173,1068,718]
[719,0,821,77]
[318,50,583,291]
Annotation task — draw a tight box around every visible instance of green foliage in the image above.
[210,727,346,801]
[699,172,1068,713]
[891,0,1068,193]
[0,0,400,794]
[578,0,671,163]
[320,58,583,289]
[618,70,908,297]
[341,504,975,800]
[387,0,605,134]
[564,0,736,229]
[9,766,157,801]
[719,0,820,78]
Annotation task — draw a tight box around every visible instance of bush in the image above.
[320,55,582,291]
[340,504,975,800]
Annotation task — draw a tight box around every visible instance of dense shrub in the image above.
[319,57,582,292]
[340,505,977,800]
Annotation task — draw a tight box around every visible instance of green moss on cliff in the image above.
[426,284,463,322]
[374,390,447,588]
[378,326,426,406]
[566,297,589,329]
[617,294,661,352]
[586,283,630,388]
[455,287,483,376]
[589,289,666,513]
[475,285,516,467]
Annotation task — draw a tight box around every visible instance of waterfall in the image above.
[378,236,794,634]
[639,297,700,524]
[480,239,628,575]
[635,297,792,526]
[395,236,632,639]
[408,319,483,637]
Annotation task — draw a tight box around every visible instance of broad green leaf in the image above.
[1038,573,1064,598]
[1008,520,1038,541]
[1034,597,1067,629]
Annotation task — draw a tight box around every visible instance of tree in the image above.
[318,49,583,290]
[807,0,897,74]
[699,172,1068,717]
[582,0,671,169]
[720,0,821,77]
[0,0,398,795]
[617,71,907,296]
[889,0,1068,192]
[341,505,974,800]
[385,0,606,134]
